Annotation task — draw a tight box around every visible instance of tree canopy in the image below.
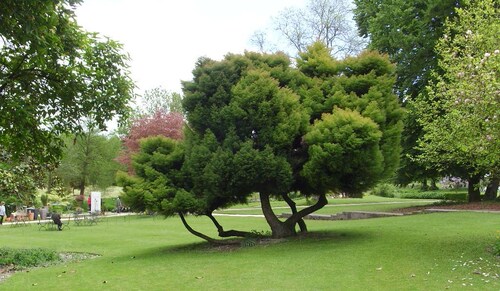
[0,151,46,205]
[120,44,403,241]
[353,0,467,186]
[117,111,184,173]
[353,0,464,99]
[413,0,500,201]
[0,0,134,164]
[140,87,184,116]
[56,131,124,197]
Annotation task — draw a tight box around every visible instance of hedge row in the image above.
[370,183,467,201]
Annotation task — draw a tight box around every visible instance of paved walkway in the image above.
[217,200,439,212]
[3,203,497,226]
[213,200,500,219]
[1,212,133,226]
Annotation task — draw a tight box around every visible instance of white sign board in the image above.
[90,191,101,213]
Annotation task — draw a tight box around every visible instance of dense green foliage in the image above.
[117,137,185,215]
[302,108,383,196]
[413,0,500,189]
[56,132,124,196]
[353,0,499,201]
[370,185,468,201]
[353,0,467,186]
[120,44,403,239]
[0,248,59,269]
[398,191,467,201]
[353,0,464,99]
[369,183,398,198]
[0,153,46,204]
[0,0,134,164]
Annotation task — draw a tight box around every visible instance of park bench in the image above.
[73,212,100,226]
[10,211,29,227]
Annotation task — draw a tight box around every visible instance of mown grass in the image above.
[1,204,498,290]
[0,248,59,268]
[216,195,438,215]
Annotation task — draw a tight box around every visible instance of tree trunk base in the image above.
[467,175,482,202]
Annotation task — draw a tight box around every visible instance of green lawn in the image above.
[1,209,498,290]
[216,195,438,215]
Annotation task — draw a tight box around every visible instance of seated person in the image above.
[51,213,63,231]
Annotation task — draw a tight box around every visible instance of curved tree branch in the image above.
[0,52,29,94]
[260,192,296,238]
[178,213,240,245]
[285,194,328,226]
[207,212,252,238]
[259,192,283,230]
[281,193,307,232]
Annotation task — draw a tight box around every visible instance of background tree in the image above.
[353,0,467,187]
[0,151,47,206]
[0,0,134,165]
[353,0,464,99]
[56,131,124,199]
[117,111,184,173]
[117,137,186,219]
[120,44,403,241]
[141,87,184,115]
[251,0,367,58]
[413,0,499,201]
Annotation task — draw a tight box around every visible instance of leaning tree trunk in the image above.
[260,192,295,238]
[206,213,252,238]
[281,193,307,233]
[285,194,328,227]
[484,176,499,200]
[178,213,239,245]
[467,174,482,202]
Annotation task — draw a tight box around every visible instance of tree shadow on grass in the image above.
[134,229,372,258]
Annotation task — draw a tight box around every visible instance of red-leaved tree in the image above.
[118,111,184,173]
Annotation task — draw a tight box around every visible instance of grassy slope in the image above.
[1,210,498,290]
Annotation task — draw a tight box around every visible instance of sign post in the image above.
[90,191,101,213]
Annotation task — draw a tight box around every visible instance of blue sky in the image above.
[76,0,307,94]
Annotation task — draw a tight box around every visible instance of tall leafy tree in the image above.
[353,0,466,186]
[56,131,124,198]
[115,86,184,138]
[0,151,47,205]
[0,0,134,164]
[120,44,403,241]
[354,0,464,99]
[141,87,184,115]
[117,111,184,173]
[413,0,499,201]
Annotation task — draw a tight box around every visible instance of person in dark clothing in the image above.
[52,213,63,231]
